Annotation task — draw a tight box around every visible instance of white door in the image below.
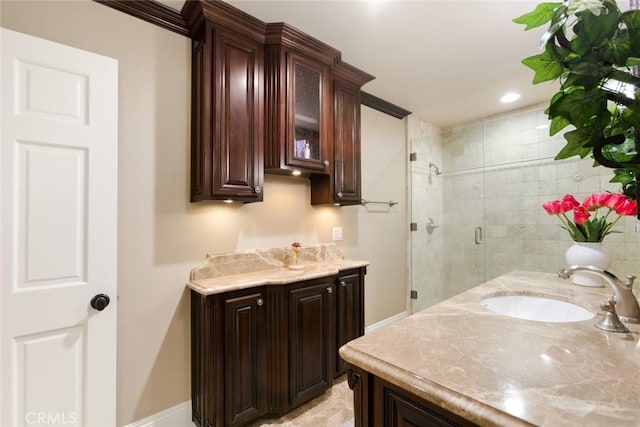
[1,28,118,426]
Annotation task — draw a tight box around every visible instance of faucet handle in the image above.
[600,297,616,313]
[626,275,636,291]
[596,297,630,333]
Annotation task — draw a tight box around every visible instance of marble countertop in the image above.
[188,259,369,295]
[339,270,640,426]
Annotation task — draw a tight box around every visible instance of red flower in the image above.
[561,194,580,211]
[573,206,590,225]
[605,194,625,210]
[542,194,579,215]
[613,198,637,216]
[543,192,636,242]
[542,200,563,215]
[291,242,301,249]
[583,193,614,211]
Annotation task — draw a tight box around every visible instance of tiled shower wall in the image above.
[409,105,640,312]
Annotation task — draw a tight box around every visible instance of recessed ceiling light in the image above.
[223,199,234,204]
[292,170,302,176]
[500,92,521,103]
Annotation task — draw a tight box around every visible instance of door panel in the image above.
[224,291,267,426]
[15,326,85,425]
[1,29,118,426]
[288,282,334,408]
[17,142,87,289]
[17,61,89,124]
[335,272,361,376]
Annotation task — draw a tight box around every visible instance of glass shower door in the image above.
[410,124,486,313]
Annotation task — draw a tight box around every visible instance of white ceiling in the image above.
[158,0,560,127]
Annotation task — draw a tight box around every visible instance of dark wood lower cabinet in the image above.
[191,267,366,427]
[223,291,267,426]
[288,281,335,407]
[347,366,479,427]
[335,269,364,377]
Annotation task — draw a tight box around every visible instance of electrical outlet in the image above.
[332,227,343,242]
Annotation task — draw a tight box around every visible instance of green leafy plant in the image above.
[514,0,640,201]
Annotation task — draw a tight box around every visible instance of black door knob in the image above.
[90,294,110,311]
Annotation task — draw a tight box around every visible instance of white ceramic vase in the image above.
[564,242,611,287]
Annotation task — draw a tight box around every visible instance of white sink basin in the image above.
[481,295,594,323]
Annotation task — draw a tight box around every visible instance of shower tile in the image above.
[410,104,640,315]
[538,164,558,180]
[539,140,563,157]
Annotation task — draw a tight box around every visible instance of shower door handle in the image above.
[474,226,483,245]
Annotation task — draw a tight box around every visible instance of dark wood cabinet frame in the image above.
[191,267,366,427]
[93,0,411,121]
[346,364,480,427]
[94,0,410,205]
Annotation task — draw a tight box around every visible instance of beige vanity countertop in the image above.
[187,259,369,295]
[339,270,640,427]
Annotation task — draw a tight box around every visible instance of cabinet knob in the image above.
[257,298,264,306]
[323,160,330,167]
[340,281,347,287]
[326,287,333,294]
[254,186,262,194]
[337,192,343,198]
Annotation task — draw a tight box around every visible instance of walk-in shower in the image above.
[409,105,639,314]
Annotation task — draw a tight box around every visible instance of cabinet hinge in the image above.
[409,152,417,162]
[410,290,418,299]
[410,222,418,231]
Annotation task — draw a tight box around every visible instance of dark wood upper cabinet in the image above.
[264,23,336,175]
[183,1,265,203]
[183,0,374,205]
[311,63,374,205]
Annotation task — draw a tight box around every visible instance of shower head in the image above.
[428,162,442,175]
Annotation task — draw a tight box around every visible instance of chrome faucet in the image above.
[559,265,640,324]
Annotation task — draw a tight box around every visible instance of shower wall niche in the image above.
[409,105,640,313]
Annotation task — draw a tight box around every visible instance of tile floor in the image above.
[250,376,354,426]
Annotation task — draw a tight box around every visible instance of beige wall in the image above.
[0,2,408,424]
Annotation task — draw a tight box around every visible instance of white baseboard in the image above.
[124,400,194,427]
[365,310,408,335]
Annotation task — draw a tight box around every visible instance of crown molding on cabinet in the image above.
[92,0,411,119]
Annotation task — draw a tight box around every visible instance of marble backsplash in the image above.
[190,243,345,281]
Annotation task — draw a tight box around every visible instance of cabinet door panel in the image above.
[373,378,477,427]
[335,272,362,376]
[213,31,264,200]
[224,291,266,426]
[286,53,330,172]
[288,282,334,407]
[189,20,264,203]
[333,80,361,204]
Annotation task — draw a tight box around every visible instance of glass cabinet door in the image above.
[288,57,328,172]
[293,63,320,161]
